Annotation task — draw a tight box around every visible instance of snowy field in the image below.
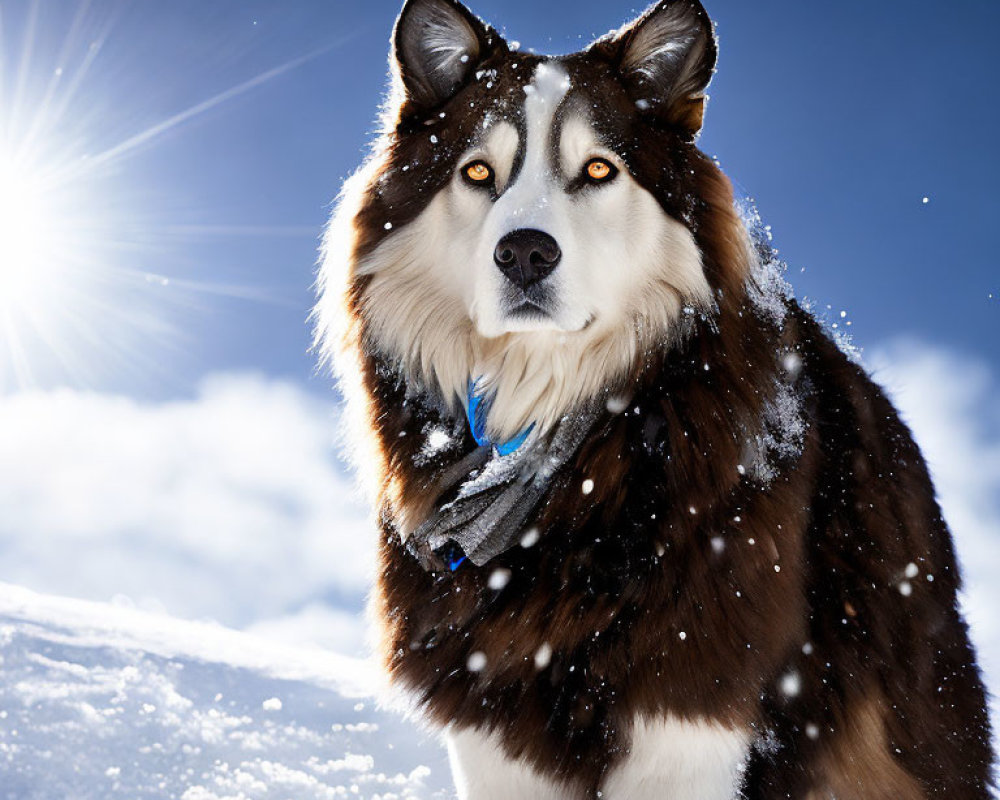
[0,340,998,798]
[0,583,452,800]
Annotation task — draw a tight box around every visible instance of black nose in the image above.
[493,228,561,289]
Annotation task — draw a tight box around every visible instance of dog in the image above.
[314,0,994,796]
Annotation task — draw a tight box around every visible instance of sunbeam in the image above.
[0,2,343,393]
[0,152,49,298]
[82,40,348,174]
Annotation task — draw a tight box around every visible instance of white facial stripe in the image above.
[491,62,571,234]
[523,61,572,167]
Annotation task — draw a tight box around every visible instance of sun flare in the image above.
[0,118,117,391]
[0,2,343,392]
[0,152,63,306]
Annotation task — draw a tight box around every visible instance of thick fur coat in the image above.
[314,1,994,797]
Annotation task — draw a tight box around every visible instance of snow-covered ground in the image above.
[0,583,452,800]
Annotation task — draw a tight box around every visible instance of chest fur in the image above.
[447,716,751,800]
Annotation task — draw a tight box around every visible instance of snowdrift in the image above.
[0,583,452,799]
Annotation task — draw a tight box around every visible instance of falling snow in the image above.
[779,671,802,698]
[534,643,553,671]
[466,651,487,672]
[487,568,511,591]
[606,395,630,415]
[781,352,803,378]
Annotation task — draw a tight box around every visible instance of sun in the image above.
[0,151,63,308]
[0,3,145,392]
[0,3,342,392]
[0,134,105,391]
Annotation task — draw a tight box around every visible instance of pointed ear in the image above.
[392,0,501,111]
[607,0,718,137]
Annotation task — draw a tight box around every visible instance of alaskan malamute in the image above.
[314,0,994,796]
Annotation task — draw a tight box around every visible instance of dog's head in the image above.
[318,0,752,440]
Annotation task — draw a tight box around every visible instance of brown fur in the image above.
[805,692,925,800]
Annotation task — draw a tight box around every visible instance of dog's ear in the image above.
[604,0,717,137]
[393,0,502,111]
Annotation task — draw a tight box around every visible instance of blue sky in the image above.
[0,1,998,673]
[1,0,997,400]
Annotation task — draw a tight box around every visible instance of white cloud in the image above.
[0,374,375,650]
[870,340,1000,731]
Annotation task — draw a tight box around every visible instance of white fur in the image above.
[421,11,477,73]
[599,715,751,800]
[447,727,575,800]
[446,716,750,799]
[471,63,582,338]
[318,61,714,451]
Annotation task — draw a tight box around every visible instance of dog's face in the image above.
[406,58,706,341]
[319,0,743,439]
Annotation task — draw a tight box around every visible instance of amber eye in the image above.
[462,160,494,186]
[584,158,617,184]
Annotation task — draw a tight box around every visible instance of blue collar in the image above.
[466,380,534,456]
